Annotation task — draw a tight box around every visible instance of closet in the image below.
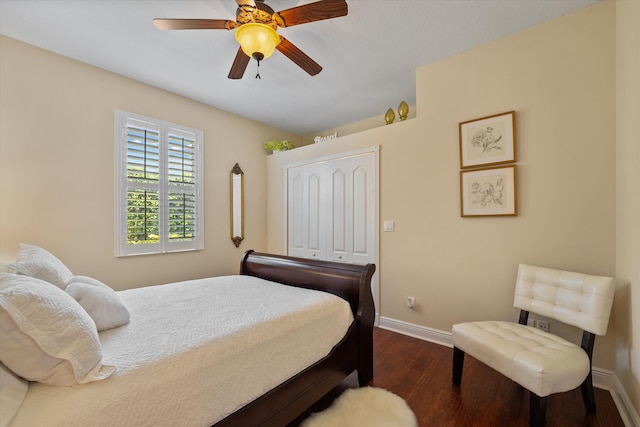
[287,147,379,311]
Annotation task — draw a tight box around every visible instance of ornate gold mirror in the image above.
[230,163,244,247]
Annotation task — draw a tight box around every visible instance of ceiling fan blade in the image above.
[228,47,251,79]
[276,37,322,76]
[275,0,348,27]
[153,18,235,30]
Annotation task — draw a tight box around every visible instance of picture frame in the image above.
[460,165,517,217]
[459,111,516,169]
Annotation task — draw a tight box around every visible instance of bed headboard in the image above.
[240,250,374,317]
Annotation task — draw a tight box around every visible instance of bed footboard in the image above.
[240,250,376,383]
[216,250,376,426]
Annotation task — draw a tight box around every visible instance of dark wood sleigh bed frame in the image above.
[213,250,376,427]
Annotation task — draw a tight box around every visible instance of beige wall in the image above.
[1,0,637,418]
[615,0,640,416]
[0,36,298,289]
[268,2,620,374]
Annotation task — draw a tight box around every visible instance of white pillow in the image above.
[0,273,114,386]
[0,362,28,427]
[66,276,130,331]
[7,243,74,289]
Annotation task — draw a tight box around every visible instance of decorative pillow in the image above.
[0,362,28,427]
[7,243,74,289]
[66,276,130,332]
[0,273,114,386]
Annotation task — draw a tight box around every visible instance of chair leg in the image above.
[452,346,464,386]
[580,370,597,413]
[529,393,547,427]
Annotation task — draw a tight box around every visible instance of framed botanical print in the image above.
[459,111,516,169]
[460,165,517,217]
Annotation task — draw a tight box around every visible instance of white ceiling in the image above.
[0,0,600,136]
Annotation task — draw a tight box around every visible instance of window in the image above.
[115,110,203,256]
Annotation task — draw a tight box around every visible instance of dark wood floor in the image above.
[295,327,625,427]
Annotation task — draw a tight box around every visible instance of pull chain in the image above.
[252,53,265,79]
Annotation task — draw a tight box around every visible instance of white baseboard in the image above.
[604,372,640,427]
[378,316,453,347]
[377,316,639,427]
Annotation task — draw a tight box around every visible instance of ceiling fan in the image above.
[153,0,348,79]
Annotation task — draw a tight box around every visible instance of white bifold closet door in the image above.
[287,149,377,267]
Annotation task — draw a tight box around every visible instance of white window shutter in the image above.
[115,110,203,256]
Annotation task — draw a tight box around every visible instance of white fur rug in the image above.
[300,387,418,427]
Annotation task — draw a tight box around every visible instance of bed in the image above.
[0,249,376,427]
[216,250,376,426]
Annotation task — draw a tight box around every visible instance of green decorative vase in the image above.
[385,108,395,125]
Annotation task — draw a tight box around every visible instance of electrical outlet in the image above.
[406,297,415,308]
[536,320,550,333]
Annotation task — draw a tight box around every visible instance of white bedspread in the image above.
[10,275,354,427]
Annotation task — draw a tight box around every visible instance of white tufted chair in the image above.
[451,264,616,427]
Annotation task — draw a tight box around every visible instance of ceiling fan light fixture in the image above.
[235,23,280,60]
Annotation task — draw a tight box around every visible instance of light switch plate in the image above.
[383,221,395,232]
